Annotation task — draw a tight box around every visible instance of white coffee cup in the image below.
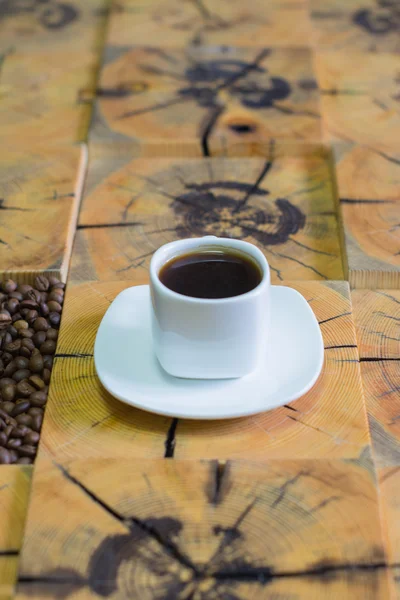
[150,236,270,379]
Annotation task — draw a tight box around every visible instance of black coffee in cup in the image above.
[159,248,262,299]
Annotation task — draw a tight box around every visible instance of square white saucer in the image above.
[94,285,324,420]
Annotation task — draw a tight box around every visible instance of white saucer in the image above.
[94,285,324,420]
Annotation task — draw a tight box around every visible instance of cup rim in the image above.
[150,236,270,304]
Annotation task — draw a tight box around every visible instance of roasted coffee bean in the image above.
[48,291,63,304]
[4,424,13,437]
[56,282,66,290]
[5,339,21,355]
[22,338,35,351]
[46,328,58,341]
[18,444,36,457]
[9,291,23,301]
[13,402,31,418]
[30,391,47,407]
[7,438,21,449]
[10,425,29,438]
[33,331,47,348]
[1,401,15,415]
[29,352,44,373]
[11,313,22,324]
[43,355,53,370]
[29,375,45,390]
[8,326,18,340]
[26,309,38,322]
[4,332,12,344]
[49,312,61,327]
[35,276,50,291]
[28,407,43,417]
[16,414,32,427]
[31,414,43,432]
[8,450,18,463]
[0,360,4,377]
[3,280,17,294]
[40,340,56,355]
[20,346,31,358]
[19,308,30,318]
[27,289,42,304]
[16,381,35,397]
[43,368,51,384]
[0,448,11,464]
[47,301,62,313]
[0,378,15,389]
[34,317,49,332]
[0,312,12,329]
[6,298,19,314]
[17,457,33,464]
[40,302,50,317]
[13,369,31,383]
[20,329,34,339]
[14,357,30,370]
[24,431,40,445]
[20,299,38,310]
[49,276,61,287]
[1,383,16,402]
[0,431,7,445]
[0,417,6,430]
[4,360,17,377]
[41,292,48,303]
[1,352,12,365]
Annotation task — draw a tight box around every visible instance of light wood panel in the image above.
[315,50,400,287]
[38,281,173,462]
[174,281,370,460]
[0,144,86,283]
[40,280,370,463]
[0,49,100,146]
[73,150,344,283]
[16,458,389,599]
[0,466,32,600]
[316,51,400,159]
[310,0,400,53]
[106,0,312,48]
[0,0,108,54]
[91,46,322,146]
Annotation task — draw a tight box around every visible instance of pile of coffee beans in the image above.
[0,276,64,464]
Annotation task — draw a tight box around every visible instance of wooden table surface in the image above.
[0,1,399,598]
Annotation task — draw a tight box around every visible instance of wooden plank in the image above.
[0,0,108,54]
[0,466,32,600]
[174,281,370,460]
[334,146,400,289]
[16,457,389,599]
[37,281,174,463]
[310,0,400,53]
[315,51,400,160]
[91,46,322,146]
[107,0,312,48]
[72,148,344,283]
[0,144,86,284]
[0,49,100,146]
[315,50,400,288]
[43,280,370,462]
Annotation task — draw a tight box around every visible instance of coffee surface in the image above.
[159,248,262,299]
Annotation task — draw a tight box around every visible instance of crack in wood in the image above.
[0,549,19,556]
[319,312,352,325]
[325,345,358,350]
[272,471,308,508]
[340,198,395,204]
[55,353,93,358]
[164,418,179,458]
[77,221,143,230]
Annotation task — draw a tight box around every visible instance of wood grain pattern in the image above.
[174,281,370,460]
[91,46,322,146]
[39,280,370,463]
[310,0,400,53]
[0,144,86,283]
[106,0,312,48]
[73,150,344,283]
[352,290,400,468]
[0,0,108,53]
[316,51,400,160]
[315,50,400,288]
[37,281,174,462]
[0,48,100,146]
[16,458,389,599]
[0,466,32,600]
